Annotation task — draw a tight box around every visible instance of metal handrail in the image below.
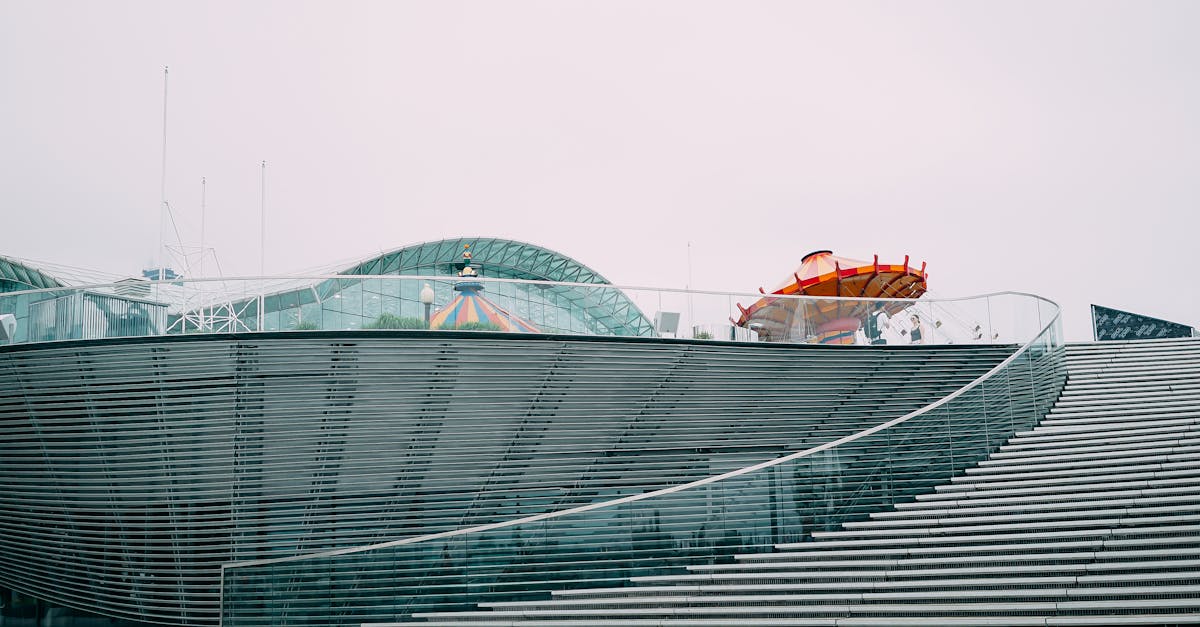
[0,273,1049,307]
[2,274,1049,348]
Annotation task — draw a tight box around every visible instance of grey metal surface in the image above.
[410,337,1200,626]
[0,333,1011,626]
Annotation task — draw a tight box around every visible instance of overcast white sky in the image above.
[2,1,1197,340]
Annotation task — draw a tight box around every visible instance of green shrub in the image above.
[448,321,505,332]
[693,330,713,340]
[367,313,429,330]
[292,321,320,331]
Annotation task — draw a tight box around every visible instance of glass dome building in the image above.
[242,237,655,336]
[0,241,1106,627]
[0,256,63,293]
[0,256,166,343]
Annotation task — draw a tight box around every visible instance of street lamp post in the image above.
[420,283,435,328]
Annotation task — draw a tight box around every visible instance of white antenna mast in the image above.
[195,176,208,331]
[200,177,207,278]
[260,160,266,277]
[257,160,267,332]
[157,66,169,285]
[687,240,694,335]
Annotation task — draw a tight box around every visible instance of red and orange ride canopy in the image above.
[735,250,928,341]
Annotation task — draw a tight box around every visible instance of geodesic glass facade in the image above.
[246,238,654,336]
[0,257,63,343]
[0,256,62,293]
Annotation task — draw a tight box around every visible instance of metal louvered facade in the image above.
[0,333,1022,626]
[406,340,1200,627]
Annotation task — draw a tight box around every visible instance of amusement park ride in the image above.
[430,245,542,333]
[734,250,930,344]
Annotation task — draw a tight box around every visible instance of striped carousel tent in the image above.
[735,250,927,343]
[429,280,540,333]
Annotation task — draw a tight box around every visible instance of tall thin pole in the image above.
[686,241,693,289]
[686,241,694,335]
[158,66,169,284]
[258,160,267,332]
[260,161,266,277]
[198,176,208,329]
[199,177,207,278]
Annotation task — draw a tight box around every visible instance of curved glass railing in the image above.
[1,274,1049,347]
[218,295,1063,626]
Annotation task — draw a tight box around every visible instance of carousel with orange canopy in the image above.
[734,250,928,344]
[428,245,541,333]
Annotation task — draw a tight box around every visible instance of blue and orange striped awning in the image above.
[430,282,540,333]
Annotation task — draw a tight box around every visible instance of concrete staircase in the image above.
[411,338,1200,626]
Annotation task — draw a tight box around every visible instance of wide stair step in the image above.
[409,338,1200,625]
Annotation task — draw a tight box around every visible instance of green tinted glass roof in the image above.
[0,256,63,292]
[341,237,611,284]
[314,237,654,336]
[334,237,652,336]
